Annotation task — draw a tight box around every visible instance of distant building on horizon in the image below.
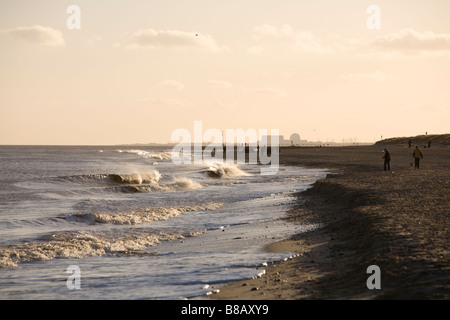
[261,133,308,146]
[289,133,308,146]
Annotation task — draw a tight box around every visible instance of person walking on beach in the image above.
[413,146,423,169]
[382,148,391,171]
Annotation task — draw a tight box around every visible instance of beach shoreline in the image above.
[211,145,450,300]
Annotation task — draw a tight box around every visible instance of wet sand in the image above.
[213,145,450,300]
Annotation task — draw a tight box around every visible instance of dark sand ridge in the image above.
[212,143,450,299]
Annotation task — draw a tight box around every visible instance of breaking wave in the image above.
[55,172,202,193]
[56,172,162,186]
[116,149,172,160]
[69,202,224,225]
[205,163,250,178]
[0,201,224,268]
[0,229,187,268]
[111,177,202,193]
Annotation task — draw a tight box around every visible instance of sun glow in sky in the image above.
[1,0,449,145]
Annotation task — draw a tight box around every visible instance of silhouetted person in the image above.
[413,146,423,169]
[382,148,391,171]
[408,139,412,148]
[428,140,431,148]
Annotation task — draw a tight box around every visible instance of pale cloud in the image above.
[116,28,223,52]
[1,25,64,46]
[372,29,450,52]
[160,80,186,90]
[88,35,103,45]
[358,29,450,58]
[242,87,288,98]
[340,71,396,82]
[294,32,327,53]
[250,24,328,54]
[208,79,233,89]
[252,24,295,39]
[249,26,450,58]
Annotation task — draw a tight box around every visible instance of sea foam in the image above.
[70,202,224,225]
[0,229,185,268]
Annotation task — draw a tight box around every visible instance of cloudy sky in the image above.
[0,0,449,145]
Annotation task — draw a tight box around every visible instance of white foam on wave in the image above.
[205,163,250,178]
[112,176,203,193]
[168,177,202,191]
[111,172,162,185]
[0,229,187,268]
[116,149,172,160]
[0,201,224,268]
[57,171,202,193]
[71,202,224,225]
[57,171,162,186]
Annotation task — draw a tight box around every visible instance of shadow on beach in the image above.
[213,145,450,300]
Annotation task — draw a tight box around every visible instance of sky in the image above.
[0,0,449,145]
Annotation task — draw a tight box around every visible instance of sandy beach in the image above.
[213,144,450,300]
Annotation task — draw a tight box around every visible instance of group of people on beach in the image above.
[382,146,424,171]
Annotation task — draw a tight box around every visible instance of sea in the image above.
[0,145,327,299]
